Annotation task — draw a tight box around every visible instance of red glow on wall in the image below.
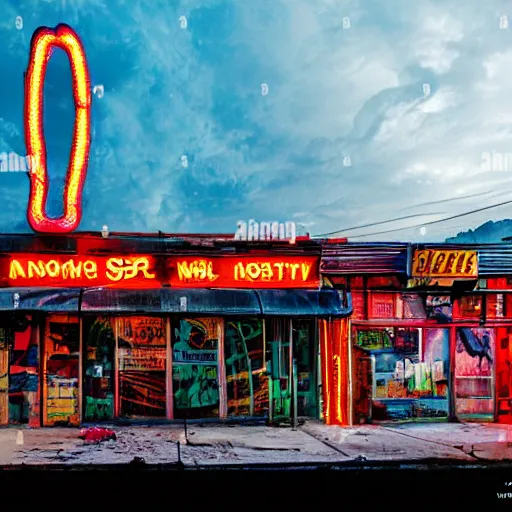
[25,24,91,233]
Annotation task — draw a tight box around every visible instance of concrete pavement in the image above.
[1,421,512,467]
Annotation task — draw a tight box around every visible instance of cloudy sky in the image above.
[1,0,512,242]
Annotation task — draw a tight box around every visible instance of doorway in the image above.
[117,316,167,418]
[172,317,221,419]
[43,315,80,426]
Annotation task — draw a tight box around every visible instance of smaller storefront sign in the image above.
[411,249,478,278]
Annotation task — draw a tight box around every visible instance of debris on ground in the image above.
[78,427,117,443]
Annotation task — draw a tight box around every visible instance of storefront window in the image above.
[83,317,114,421]
[370,293,395,318]
[43,315,79,426]
[172,318,220,419]
[457,295,483,319]
[357,327,450,421]
[8,316,39,426]
[455,327,494,420]
[118,316,167,418]
[224,318,267,417]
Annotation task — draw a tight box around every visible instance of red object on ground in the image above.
[78,427,116,443]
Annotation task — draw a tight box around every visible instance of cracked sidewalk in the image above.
[1,421,512,467]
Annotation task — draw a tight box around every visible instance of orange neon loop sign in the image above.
[24,24,91,233]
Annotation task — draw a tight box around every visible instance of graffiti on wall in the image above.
[84,317,114,421]
[225,319,267,417]
[172,318,219,418]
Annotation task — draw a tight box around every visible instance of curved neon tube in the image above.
[25,24,91,233]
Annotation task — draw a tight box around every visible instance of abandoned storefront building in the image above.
[0,232,350,427]
[322,242,512,425]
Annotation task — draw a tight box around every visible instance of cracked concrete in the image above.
[1,421,512,467]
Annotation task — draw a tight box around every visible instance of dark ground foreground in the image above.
[1,421,512,506]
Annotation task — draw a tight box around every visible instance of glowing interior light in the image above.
[24,24,91,233]
[261,83,269,96]
[15,16,23,30]
[179,16,188,29]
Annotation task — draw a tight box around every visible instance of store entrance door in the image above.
[117,317,167,418]
[43,315,80,426]
[172,318,221,419]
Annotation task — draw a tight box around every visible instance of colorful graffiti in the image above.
[84,317,114,421]
[172,318,220,419]
[225,319,267,417]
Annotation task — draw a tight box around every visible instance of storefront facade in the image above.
[0,233,351,427]
[321,242,512,425]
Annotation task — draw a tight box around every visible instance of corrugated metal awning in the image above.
[256,289,351,317]
[81,288,261,315]
[80,287,351,317]
[0,288,80,312]
[321,243,408,275]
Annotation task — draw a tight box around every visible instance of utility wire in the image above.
[314,198,512,239]
[313,212,446,237]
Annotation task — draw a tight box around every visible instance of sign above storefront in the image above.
[7,255,158,288]
[173,256,319,288]
[411,249,478,279]
[3,254,320,289]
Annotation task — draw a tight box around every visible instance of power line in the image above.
[313,212,446,237]
[315,198,512,239]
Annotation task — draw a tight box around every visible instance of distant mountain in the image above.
[445,220,512,243]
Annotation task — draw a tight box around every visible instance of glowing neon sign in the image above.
[4,255,320,289]
[25,24,91,233]
[173,256,319,288]
[7,256,156,287]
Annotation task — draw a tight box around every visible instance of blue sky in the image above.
[1,0,512,241]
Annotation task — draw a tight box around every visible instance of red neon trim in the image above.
[25,24,91,233]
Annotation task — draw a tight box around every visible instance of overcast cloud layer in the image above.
[1,0,512,242]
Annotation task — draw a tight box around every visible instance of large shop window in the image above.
[0,316,40,426]
[43,315,80,426]
[455,328,494,421]
[224,318,267,417]
[355,327,450,421]
[83,317,115,421]
[118,317,167,418]
[172,318,220,419]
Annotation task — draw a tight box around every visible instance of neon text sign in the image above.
[7,256,156,287]
[25,24,91,233]
[173,256,319,288]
